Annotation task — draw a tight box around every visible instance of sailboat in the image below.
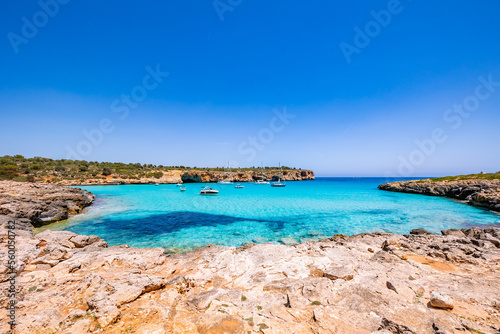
[271,163,286,187]
[218,163,233,184]
[254,162,270,184]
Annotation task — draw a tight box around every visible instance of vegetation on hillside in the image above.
[0,155,300,183]
[429,172,500,182]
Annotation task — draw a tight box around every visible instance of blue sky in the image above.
[1,0,499,176]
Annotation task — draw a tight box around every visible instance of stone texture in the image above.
[441,229,467,238]
[0,181,94,227]
[323,265,354,281]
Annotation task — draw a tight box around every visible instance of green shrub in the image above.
[0,165,20,180]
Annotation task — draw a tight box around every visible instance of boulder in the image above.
[430,292,454,310]
[441,229,466,238]
[410,228,431,235]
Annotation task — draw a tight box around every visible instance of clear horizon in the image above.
[1,1,499,177]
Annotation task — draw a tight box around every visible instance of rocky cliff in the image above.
[0,181,94,227]
[379,178,500,212]
[180,169,315,183]
[1,181,500,333]
[53,169,315,186]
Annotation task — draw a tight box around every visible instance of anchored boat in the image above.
[218,162,233,184]
[271,163,286,187]
[255,162,270,184]
[200,186,219,195]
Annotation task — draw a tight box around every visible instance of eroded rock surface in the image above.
[2,217,500,334]
[0,181,94,227]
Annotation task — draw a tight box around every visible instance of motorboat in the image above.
[199,186,219,195]
[271,162,286,187]
[155,183,160,186]
[234,184,244,188]
[180,186,186,191]
[176,183,183,186]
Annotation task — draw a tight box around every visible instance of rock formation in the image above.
[180,169,315,184]
[0,181,94,227]
[52,169,315,186]
[379,178,500,212]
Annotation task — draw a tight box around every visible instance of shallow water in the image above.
[36,178,500,251]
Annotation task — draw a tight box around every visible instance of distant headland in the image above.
[0,155,314,186]
[379,172,500,212]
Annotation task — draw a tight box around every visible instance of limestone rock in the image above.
[430,292,454,310]
[441,229,466,238]
[410,228,431,235]
[377,317,414,334]
[0,181,94,227]
[323,265,354,281]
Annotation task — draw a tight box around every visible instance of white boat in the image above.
[234,184,244,188]
[218,163,233,184]
[176,183,182,186]
[254,162,270,184]
[155,183,160,186]
[199,186,219,195]
[271,163,286,187]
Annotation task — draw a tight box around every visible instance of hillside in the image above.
[0,155,314,185]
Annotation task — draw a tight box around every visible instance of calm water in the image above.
[37,178,500,251]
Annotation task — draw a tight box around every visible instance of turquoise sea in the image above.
[38,178,500,251]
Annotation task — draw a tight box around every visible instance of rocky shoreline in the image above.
[379,179,500,212]
[53,169,315,186]
[1,182,500,333]
[0,181,95,227]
